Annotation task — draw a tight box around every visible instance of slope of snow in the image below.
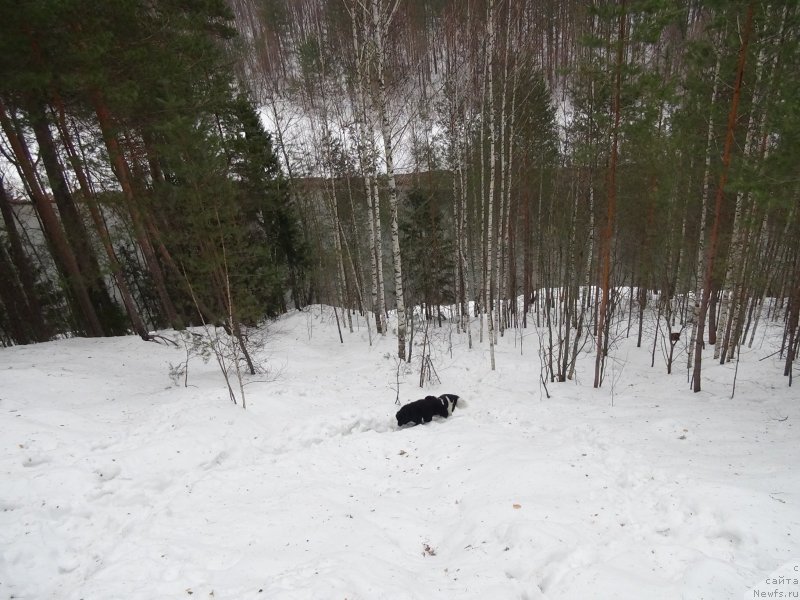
[1,306,798,599]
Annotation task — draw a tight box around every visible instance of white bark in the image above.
[501,26,519,336]
[485,0,497,370]
[349,10,385,335]
[716,45,765,362]
[726,13,786,360]
[495,1,512,339]
[371,0,406,360]
[688,40,722,375]
[444,32,471,342]
[372,174,387,324]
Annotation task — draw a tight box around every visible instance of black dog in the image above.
[396,394,461,427]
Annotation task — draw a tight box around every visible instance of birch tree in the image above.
[484,0,497,370]
[369,0,408,360]
[692,2,755,393]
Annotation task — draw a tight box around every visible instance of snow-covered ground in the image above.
[1,306,798,599]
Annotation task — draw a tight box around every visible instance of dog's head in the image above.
[439,393,460,415]
[447,396,457,414]
[396,406,408,427]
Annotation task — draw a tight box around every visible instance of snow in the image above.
[1,306,799,599]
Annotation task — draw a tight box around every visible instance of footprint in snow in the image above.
[21,454,51,467]
[94,463,121,482]
[200,450,229,470]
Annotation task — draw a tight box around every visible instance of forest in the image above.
[0,0,798,394]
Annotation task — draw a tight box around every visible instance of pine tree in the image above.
[400,188,455,318]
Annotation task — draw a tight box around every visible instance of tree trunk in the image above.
[0,230,37,344]
[29,102,124,334]
[786,283,799,384]
[495,1,512,339]
[717,64,762,362]
[692,2,755,393]
[371,0,407,360]
[688,34,723,377]
[52,95,150,340]
[594,1,625,389]
[0,179,50,341]
[458,130,472,346]
[485,0,497,370]
[91,90,181,329]
[350,12,384,334]
[0,99,104,337]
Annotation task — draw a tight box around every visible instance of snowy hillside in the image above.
[2,306,799,599]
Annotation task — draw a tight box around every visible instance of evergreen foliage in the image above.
[0,0,798,393]
[400,187,454,315]
[0,0,302,343]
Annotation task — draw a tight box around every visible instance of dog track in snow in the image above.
[200,450,230,471]
[21,453,52,468]
[264,414,395,456]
